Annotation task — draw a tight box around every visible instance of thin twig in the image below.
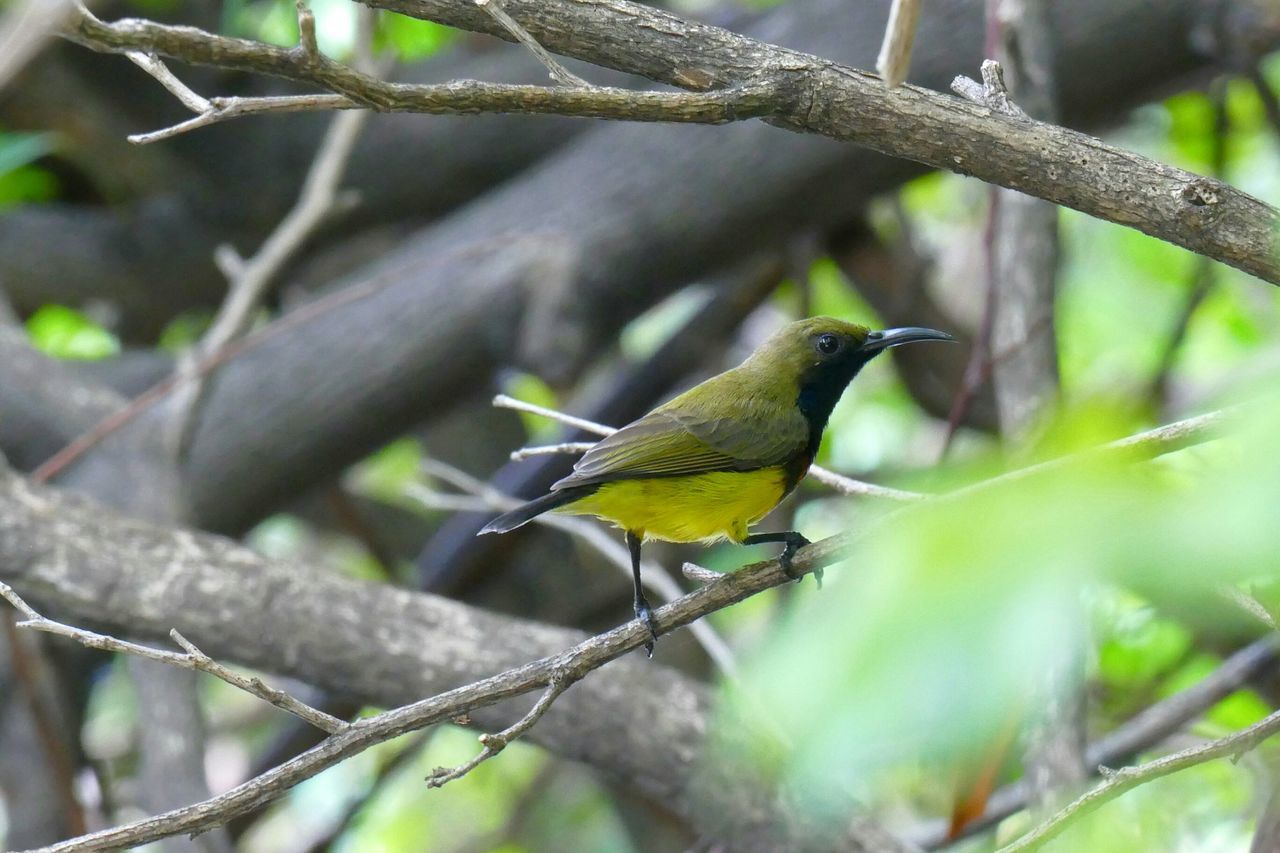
[876,0,923,88]
[998,706,1280,852]
[806,464,926,501]
[494,395,925,501]
[126,51,210,112]
[510,440,595,460]
[682,562,722,585]
[0,583,346,734]
[493,394,613,436]
[475,0,590,87]
[1220,585,1279,632]
[426,675,575,788]
[167,105,370,455]
[295,0,318,61]
[129,93,355,145]
[158,2,376,455]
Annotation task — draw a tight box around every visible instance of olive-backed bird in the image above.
[480,317,954,654]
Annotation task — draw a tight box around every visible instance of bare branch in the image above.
[806,464,925,501]
[999,707,1280,852]
[682,562,723,585]
[58,0,1280,282]
[294,0,318,62]
[492,393,613,436]
[128,93,355,145]
[166,93,372,454]
[426,674,575,788]
[876,0,922,88]
[510,440,595,460]
[0,582,346,735]
[475,0,590,87]
[125,51,210,113]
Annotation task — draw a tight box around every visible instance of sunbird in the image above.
[481,317,954,654]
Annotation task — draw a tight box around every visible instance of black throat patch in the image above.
[794,352,878,455]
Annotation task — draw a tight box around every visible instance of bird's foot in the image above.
[634,595,659,658]
[779,532,813,584]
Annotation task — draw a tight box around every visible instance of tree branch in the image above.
[1,582,346,735]
[999,705,1280,852]
[425,675,575,789]
[356,0,1280,284]
[62,6,781,126]
[59,0,1280,282]
[918,634,1280,846]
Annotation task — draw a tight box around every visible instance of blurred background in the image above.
[3,0,1280,849]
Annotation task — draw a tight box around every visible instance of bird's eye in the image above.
[816,334,841,355]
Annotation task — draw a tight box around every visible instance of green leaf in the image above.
[25,305,120,360]
[353,437,425,504]
[374,12,459,61]
[501,375,562,440]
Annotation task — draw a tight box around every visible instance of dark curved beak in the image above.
[860,326,956,353]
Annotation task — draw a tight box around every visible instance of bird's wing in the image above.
[552,400,809,489]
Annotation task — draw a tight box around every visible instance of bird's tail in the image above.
[478,486,596,535]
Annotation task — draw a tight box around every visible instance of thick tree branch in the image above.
[371,0,1276,282]
[60,2,1280,283]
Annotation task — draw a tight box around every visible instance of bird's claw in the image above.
[780,534,813,584]
[634,596,658,658]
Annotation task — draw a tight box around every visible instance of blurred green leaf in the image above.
[501,375,562,440]
[0,132,59,208]
[352,437,425,505]
[157,310,214,352]
[1097,606,1192,690]
[720,396,1280,831]
[374,12,459,61]
[26,304,120,360]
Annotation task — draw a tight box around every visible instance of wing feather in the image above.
[552,380,809,489]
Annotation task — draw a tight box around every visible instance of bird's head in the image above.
[748,316,955,426]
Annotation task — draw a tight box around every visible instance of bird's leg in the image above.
[741,531,819,586]
[626,530,658,657]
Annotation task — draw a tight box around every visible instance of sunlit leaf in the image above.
[25,304,120,360]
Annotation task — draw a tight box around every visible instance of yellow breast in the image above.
[559,467,789,544]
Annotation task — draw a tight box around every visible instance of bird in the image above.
[480,317,954,654]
